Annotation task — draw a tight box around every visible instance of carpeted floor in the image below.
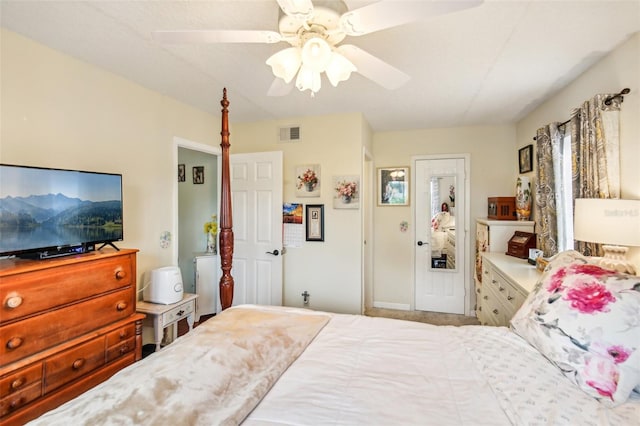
[365,307,480,326]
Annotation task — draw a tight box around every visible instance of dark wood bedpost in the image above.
[219,88,234,310]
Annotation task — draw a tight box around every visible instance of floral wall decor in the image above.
[333,175,360,209]
[295,164,321,197]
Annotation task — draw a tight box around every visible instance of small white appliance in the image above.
[143,266,184,304]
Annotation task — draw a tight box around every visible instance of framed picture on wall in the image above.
[178,164,185,182]
[193,166,204,184]
[377,167,409,206]
[518,144,533,174]
[305,204,324,242]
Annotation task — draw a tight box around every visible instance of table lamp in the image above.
[574,198,640,275]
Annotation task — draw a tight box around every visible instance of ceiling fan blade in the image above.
[337,45,409,90]
[276,0,314,21]
[340,0,483,36]
[151,30,283,44]
[267,78,294,97]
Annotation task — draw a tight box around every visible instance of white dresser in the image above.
[477,253,541,326]
[194,254,219,321]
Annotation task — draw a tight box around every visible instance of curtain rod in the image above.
[532,118,570,140]
[532,87,631,141]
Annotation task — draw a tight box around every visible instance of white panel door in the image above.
[230,151,283,307]
[414,157,466,314]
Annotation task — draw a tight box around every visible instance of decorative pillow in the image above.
[510,250,640,407]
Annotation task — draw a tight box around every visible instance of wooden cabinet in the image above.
[0,249,144,424]
[477,252,541,326]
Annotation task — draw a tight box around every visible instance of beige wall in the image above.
[372,125,517,310]
[231,113,367,313]
[1,29,218,282]
[516,32,640,270]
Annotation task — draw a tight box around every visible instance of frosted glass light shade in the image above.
[266,47,301,83]
[325,52,356,87]
[301,37,332,72]
[295,65,321,93]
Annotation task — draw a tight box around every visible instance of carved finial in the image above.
[221,87,229,110]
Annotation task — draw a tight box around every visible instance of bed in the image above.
[27,90,640,425]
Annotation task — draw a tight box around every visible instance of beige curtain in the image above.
[571,94,622,256]
[534,123,565,257]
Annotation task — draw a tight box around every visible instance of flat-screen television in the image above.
[0,164,123,259]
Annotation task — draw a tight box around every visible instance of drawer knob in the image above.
[9,396,24,409]
[119,330,127,339]
[120,344,129,354]
[72,358,86,370]
[507,295,514,301]
[491,279,497,284]
[483,295,488,300]
[115,269,126,280]
[5,295,23,309]
[492,309,499,315]
[116,301,128,311]
[6,337,23,350]
[176,309,185,317]
[499,286,505,292]
[10,377,25,390]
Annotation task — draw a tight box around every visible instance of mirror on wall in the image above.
[428,175,456,270]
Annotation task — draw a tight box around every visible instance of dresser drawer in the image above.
[106,337,135,363]
[106,323,136,347]
[0,363,42,399]
[44,338,105,394]
[0,381,41,418]
[1,288,134,365]
[1,255,134,324]
[161,300,195,325]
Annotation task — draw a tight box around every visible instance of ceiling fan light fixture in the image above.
[325,52,356,87]
[301,36,332,72]
[296,65,321,94]
[266,47,302,83]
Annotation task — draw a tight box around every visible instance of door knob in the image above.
[266,249,280,256]
[417,241,424,246]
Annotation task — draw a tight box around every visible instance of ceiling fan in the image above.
[152,0,483,96]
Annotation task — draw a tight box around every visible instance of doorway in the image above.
[413,154,469,315]
[173,137,220,299]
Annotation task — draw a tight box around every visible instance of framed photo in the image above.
[305,204,324,242]
[178,164,185,182]
[377,167,409,206]
[295,164,321,197]
[193,166,204,184]
[333,175,360,209]
[518,144,533,174]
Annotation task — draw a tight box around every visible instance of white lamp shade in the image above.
[574,198,640,247]
[266,47,301,83]
[301,37,332,72]
[295,65,321,93]
[325,52,357,87]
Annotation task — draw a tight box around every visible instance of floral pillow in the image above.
[510,250,640,407]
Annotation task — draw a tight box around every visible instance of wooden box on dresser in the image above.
[477,252,541,326]
[0,249,145,425]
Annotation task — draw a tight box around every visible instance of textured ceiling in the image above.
[1,0,639,131]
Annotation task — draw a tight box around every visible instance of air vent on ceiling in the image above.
[278,126,301,143]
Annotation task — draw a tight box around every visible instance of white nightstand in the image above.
[137,293,198,351]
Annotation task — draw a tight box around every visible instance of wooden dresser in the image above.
[0,249,145,424]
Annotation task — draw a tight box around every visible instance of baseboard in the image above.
[372,301,410,311]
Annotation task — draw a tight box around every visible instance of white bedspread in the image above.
[245,307,640,426]
[26,305,640,425]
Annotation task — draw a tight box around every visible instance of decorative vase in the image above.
[305,181,315,192]
[515,176,531,220]
[206,232,217,254]
[342,195,352,204]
